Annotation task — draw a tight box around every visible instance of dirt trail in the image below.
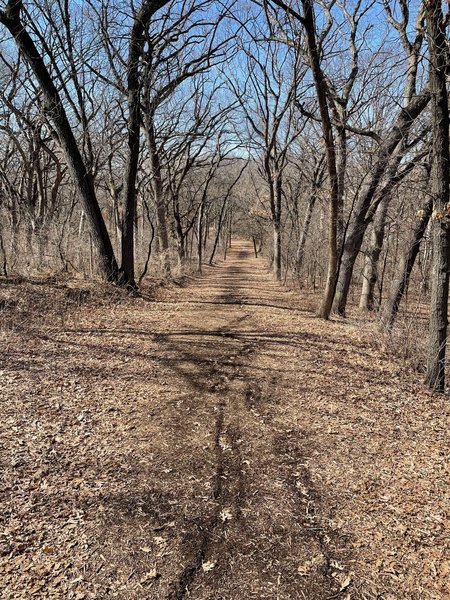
[152,241,343,599]
[1,240,450,599]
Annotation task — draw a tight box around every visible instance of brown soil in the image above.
[1,240,449,599]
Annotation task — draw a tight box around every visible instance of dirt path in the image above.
[147,242,344,600]
[1,241,450,599]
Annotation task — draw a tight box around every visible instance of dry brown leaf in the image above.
[202,560,216,572]
[141,568,159,582]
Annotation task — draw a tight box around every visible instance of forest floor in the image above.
[1,240,450,600]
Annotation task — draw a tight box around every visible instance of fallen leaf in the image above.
[340,574,352,591]
[220,508,232,522]
[202,560,216,572]
[141,568,159,582]
[154,536,166,546]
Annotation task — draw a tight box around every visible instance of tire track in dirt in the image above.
[167,318,254,600]
[273,430,346,599]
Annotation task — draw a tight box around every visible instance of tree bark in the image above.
[380,197,432,331]
[359,194,390,311]
[301,0,340,319]
[145,121,171,277]
[273,220,282,281]
[197,199,205,273]
[209,195,228,264]
[424,0,450,392]
[295,193,316,283]
[121,0,170,287]
[273,177,282,281]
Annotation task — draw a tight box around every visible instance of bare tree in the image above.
[0,0,119,281]
[424,0,450,392]
[380,192,432,331]
[332,1,428,315]
[120,0,171,288]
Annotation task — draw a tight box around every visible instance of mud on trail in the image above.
[1,241,450,599]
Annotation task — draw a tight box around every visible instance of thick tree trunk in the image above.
[301,0,340,319]
[120,16,143,288]
[380,198,432,331]
[425,0,450,392]
[121,0,171,287]
[0,1,119,282]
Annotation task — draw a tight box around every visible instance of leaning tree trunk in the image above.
[424,0,450,392]
[380,197,432,331]
[0,1,119,282]
[209,195,228,265]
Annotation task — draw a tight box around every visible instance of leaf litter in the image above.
[1,241,449,599]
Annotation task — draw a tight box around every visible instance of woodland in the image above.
[1,1,450,598]
[0,0,449,387]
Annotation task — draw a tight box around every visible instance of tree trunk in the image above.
[209,195,227,264]
[301,0,340,319]
[332,89,431,315]
[0,1,119,282]
[335,124,346,253]
[121,1,171,286]
[295,193,316,283]
[380,197,432,331]
[197,200,205,273]
[0,223,8,276]
[272,177,282,281]
[273,220,282,281]
[425,0,450,392]
[359,194,390,311]
[120,11,144,288]
[172,196,186,267]
[146,121,171,277]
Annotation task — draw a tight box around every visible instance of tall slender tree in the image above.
[424,0,450,392]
